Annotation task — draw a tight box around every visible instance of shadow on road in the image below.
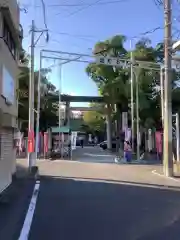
[29,176,180,240]
[45,175,180,190]
[0,170,35,240]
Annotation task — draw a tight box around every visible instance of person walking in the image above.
[124,141,132,163]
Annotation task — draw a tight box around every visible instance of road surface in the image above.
[72,146,116,163]
[1,148,180,240]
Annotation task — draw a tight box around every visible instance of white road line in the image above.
[152,169,180,182]
[84,153,114,157]
[18,181,40,240]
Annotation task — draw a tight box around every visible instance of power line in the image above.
[128,26,163,39]
[40,0,48,29]
[57,0,130,17]
[153,0,163,6]
[51,0,128,7]
[39,0,49,42]
[48,30,97,42]
[58,0,105,18]
[23,0,129,8]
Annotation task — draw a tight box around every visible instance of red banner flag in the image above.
[28,129,34,153]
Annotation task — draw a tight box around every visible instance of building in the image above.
[0,0,22,193]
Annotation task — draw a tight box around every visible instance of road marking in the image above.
[152,169,180,182]
[84,153,114,157]
[18,181,40,240]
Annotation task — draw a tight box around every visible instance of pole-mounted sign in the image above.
[95,56,131,68]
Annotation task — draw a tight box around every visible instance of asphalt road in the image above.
[29,175,180,240]
[72,146,116,163]
[0,177,35,240]
[2,148,180,240]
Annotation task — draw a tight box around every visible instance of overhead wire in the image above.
[23,0,129,8]
[127,26,163,40]
[57,0,104,17]
[40,0,48,29]
[39,0,49,42]
[48,30,97,43]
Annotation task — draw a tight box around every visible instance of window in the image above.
[2,19,16,59]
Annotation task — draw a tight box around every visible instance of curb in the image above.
[0,166,39,201]
[29,166,39,180]
[152,169,180,182]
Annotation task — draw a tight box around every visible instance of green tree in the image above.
[82,103,106,134]
[86,35,130,143]
[18,52,58,132]
[86,35,180,134]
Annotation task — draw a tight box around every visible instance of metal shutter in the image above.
[0,128,13,193]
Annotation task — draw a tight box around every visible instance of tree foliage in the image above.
[85,35,180,133]
[82,103,106,134]
[18,50,58,132]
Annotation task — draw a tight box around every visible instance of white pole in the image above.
[160,67,164,124]
[135,70,140,161]
[28,20,35,170]
[176,113,180,162]
[58,64,62,155]
[35,51,42,162]
[163,0,173,176]
[130,39,134,151]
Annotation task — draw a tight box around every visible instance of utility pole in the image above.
[130,40,134,152]
[58,64,62,150]
[28,20,35,170]
[35,51,42,161]
[135,69,140,161]
[160,67,164,125]
[163,0,173,176]
[176,113,180,162]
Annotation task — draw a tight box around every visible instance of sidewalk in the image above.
[115,157,161,165]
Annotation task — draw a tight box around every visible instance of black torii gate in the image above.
[48,94,104,126]
[49,94,104,103]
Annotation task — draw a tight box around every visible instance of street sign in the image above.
[95,56,161,72]
[95,56,131,68]
[71,132,77,150]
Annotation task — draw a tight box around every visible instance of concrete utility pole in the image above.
[35,51,42,161]
[135,69,140,161]
[176,113,180,162]
[160,67,164,125]
[163,0,173,176]
[58,64,62,150]
[28,20,35,170]
[130,40,134,151]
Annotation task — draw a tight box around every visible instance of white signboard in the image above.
[122,112,128,132]
[95,56,131,68]
[2,66,15,104]
[88,134,92,142]
[125,128,131,142]
[71,131,77,150]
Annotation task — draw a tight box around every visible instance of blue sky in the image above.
[19,0,179,106]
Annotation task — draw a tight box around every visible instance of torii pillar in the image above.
[65,101,70,126]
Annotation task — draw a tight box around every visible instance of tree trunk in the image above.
[106,104,112,150]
